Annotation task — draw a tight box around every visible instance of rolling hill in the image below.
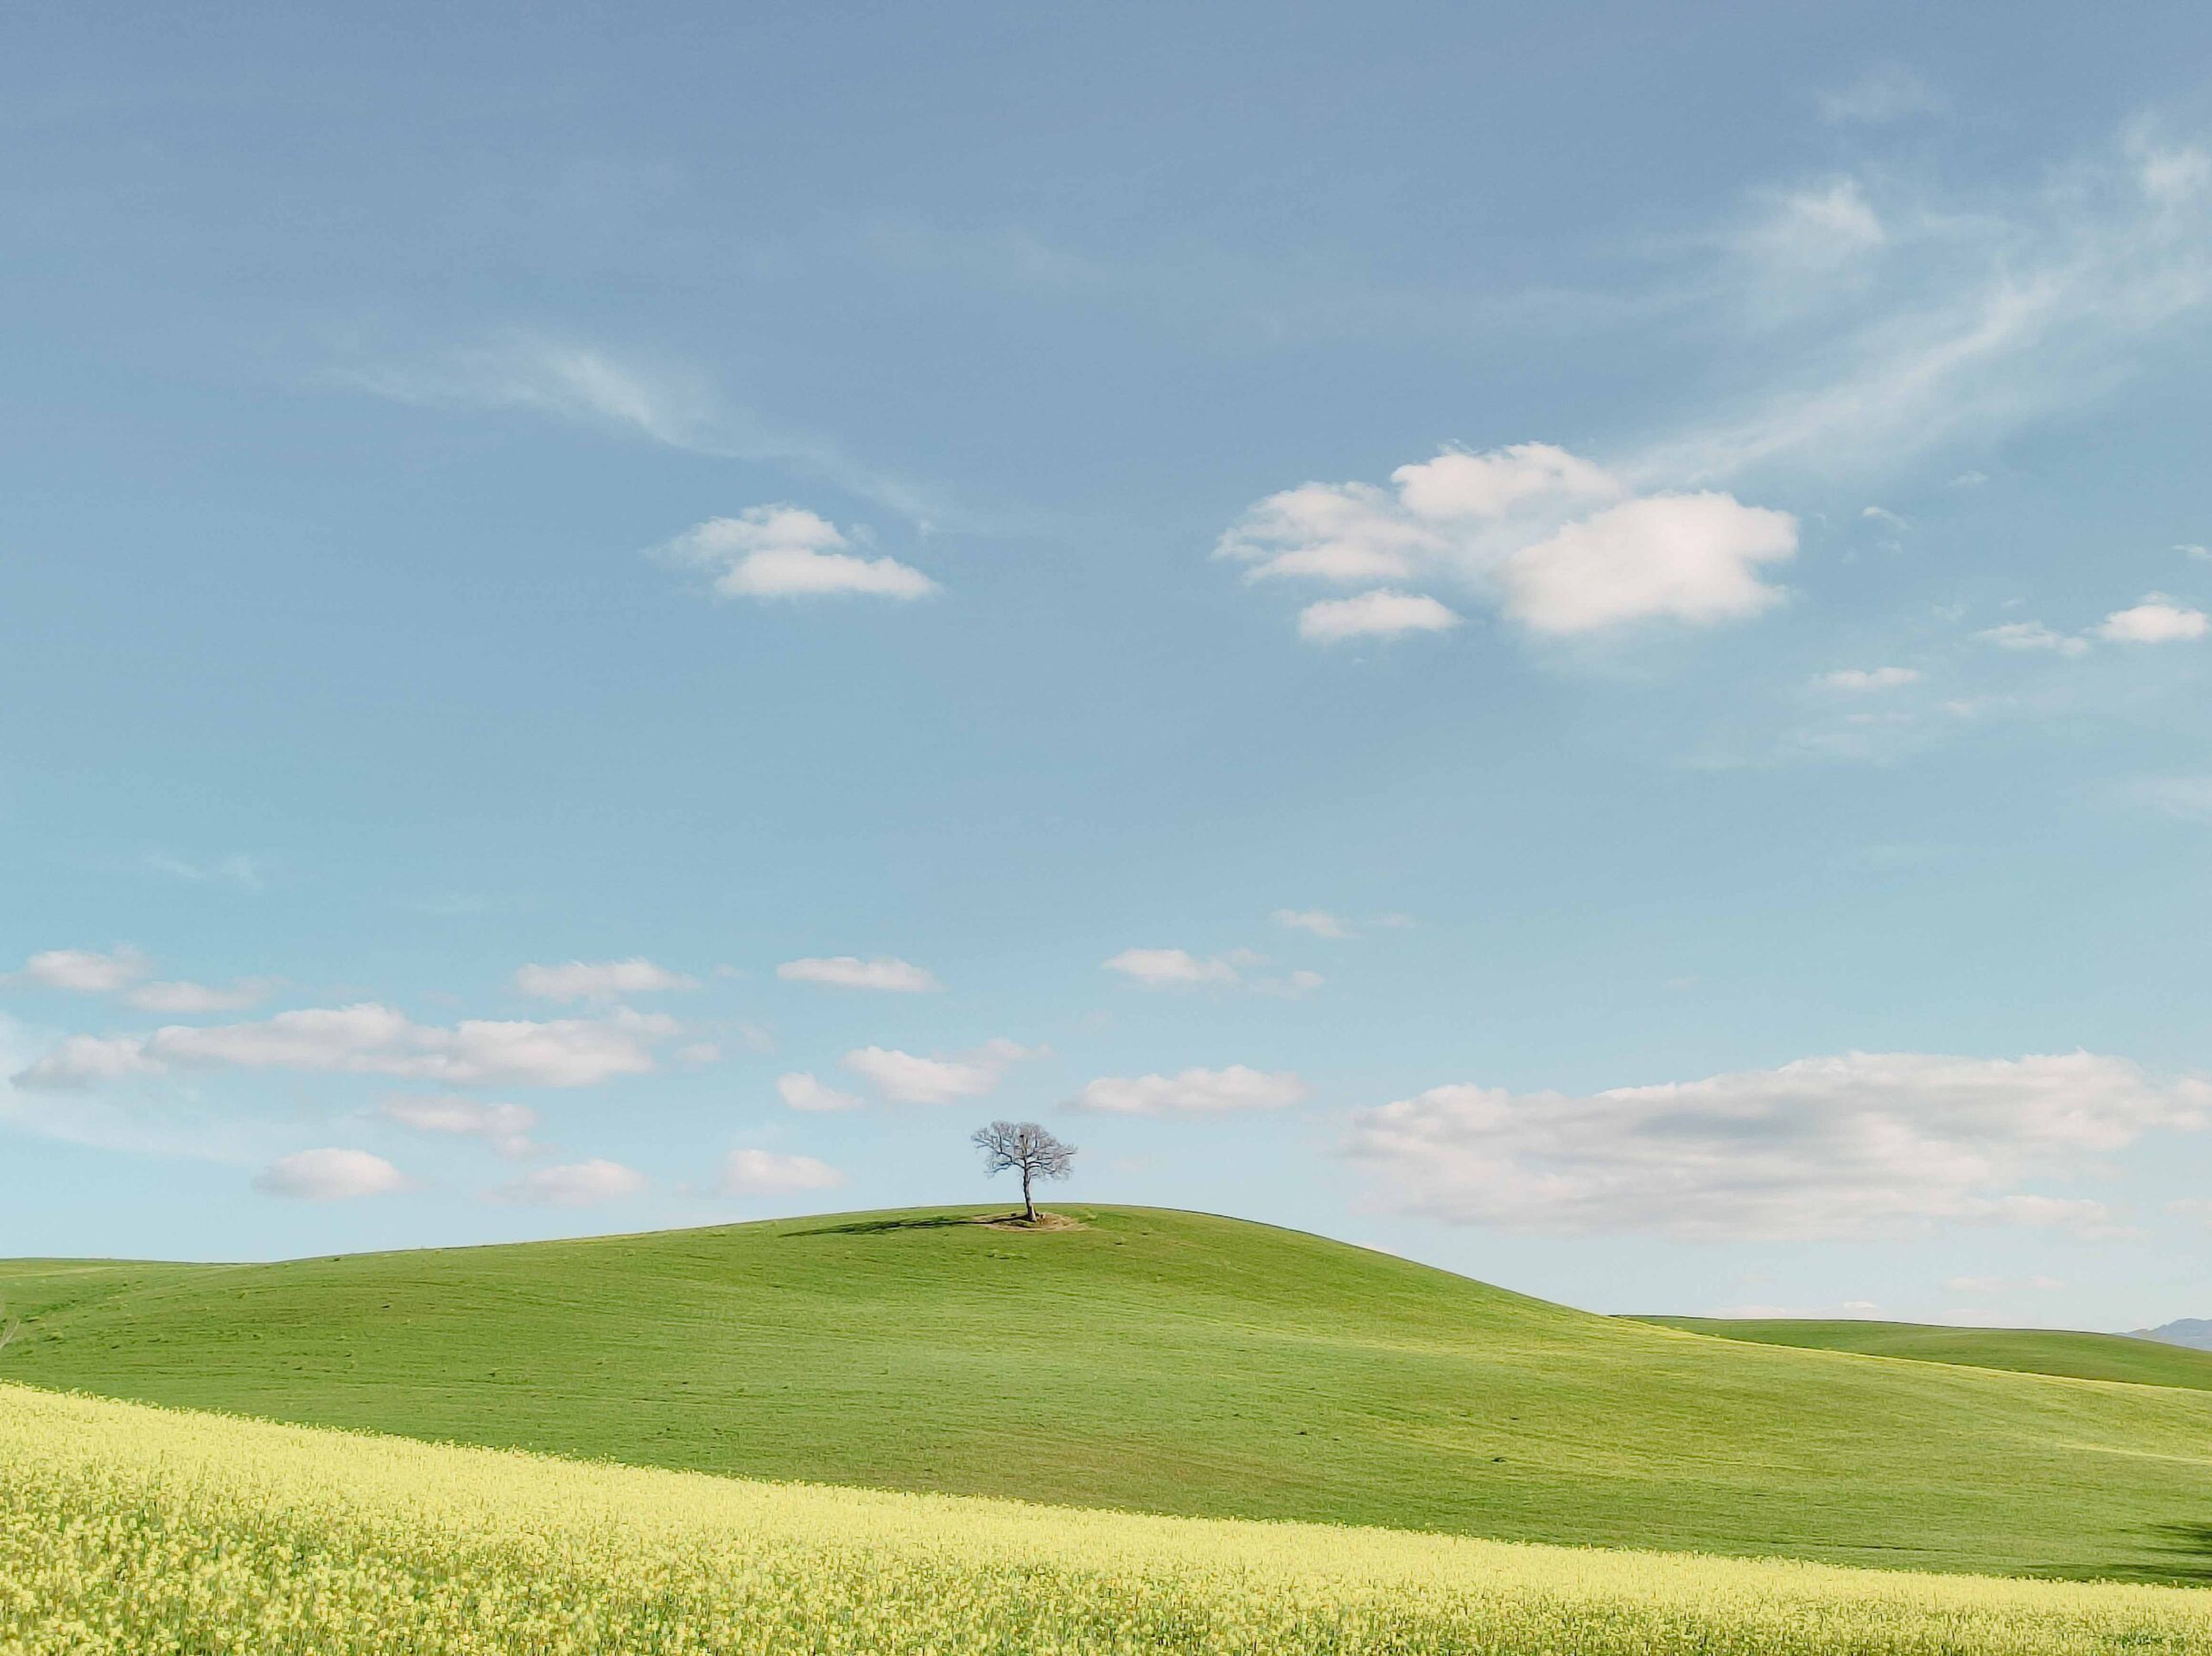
[1640,1316,2212,1392]
[13,1384,2211,1655]
[3,1206,2210,1583]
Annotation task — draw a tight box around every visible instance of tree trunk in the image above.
[1021,1164,1036,1222]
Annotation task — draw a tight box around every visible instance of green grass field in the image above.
[4,1206,2210,1583]
[11,1385,2210,1656]
[1641,1316,2212,1392]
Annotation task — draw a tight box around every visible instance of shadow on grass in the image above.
[2138,1523,2212,1583]
[787,1215,988,1239]
[2069,1524,2212,1586]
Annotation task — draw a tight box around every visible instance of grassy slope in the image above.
[1641,1316,2212,1392]
[3,1207,2210,1582]
[14,1385,2212,1656]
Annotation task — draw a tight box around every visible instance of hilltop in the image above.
[4,1206,2211,1582]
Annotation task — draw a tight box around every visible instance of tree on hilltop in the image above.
[970,1120,1076,1223]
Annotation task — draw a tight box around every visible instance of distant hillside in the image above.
[6,1207,2212,1582]
[1640,1315,2212,1392]
[2132,1317,2212,1351]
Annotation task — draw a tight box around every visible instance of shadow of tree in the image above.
[2076,1524,2212,1585]
[786,1215,987,1238]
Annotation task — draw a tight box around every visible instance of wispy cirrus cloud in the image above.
[1815,666,1921,693]
[2120,775,2212,825]
[1648,127,2212,485]
[1217,126,2212,653]
[340,334,951,524]
[1272,908,1353,939]
[1818,66,1945,127]
[142,851,262,889]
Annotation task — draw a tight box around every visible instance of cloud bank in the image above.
[15,1004,679,1090]
[1344,1051,2206,1240]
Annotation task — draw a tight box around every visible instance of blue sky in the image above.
[5,3,2211,1331]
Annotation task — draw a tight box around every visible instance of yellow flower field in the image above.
[3,1383,2207,1655]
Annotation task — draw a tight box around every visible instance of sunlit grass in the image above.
[5,1384,2209,1655]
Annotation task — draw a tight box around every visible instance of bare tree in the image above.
[970,1120,1076,1222]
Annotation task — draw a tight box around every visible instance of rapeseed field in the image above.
[3,1384,2207,1654]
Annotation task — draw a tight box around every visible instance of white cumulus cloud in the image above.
[10,950,270,1014]
[717,1148,846,1198]
[1221,443,1795,642]
[1975,596,2208,656]
[776,956,942,992]
[13,946,151,993]
[1344,1051,2207,1241]
[1101,948,1243,987]
[841,1037,1033,1105]
[14,1004,677,1090]
[2094,596,2210,643]
[378,1095,539,1157]
[497,1158,648,1207]
[1499,494,1797,634]
[1977,621,2091,657]
[513,958,697,1002]
[1297,590,1463,643]
[254,1148,410,1201]
[653,506,936,601]
[1067,1066,1309,1117]
[776,1072,864,1112]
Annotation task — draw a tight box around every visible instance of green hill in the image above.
[1639,1316,2212,1392]
[3,1207,2210,1583]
